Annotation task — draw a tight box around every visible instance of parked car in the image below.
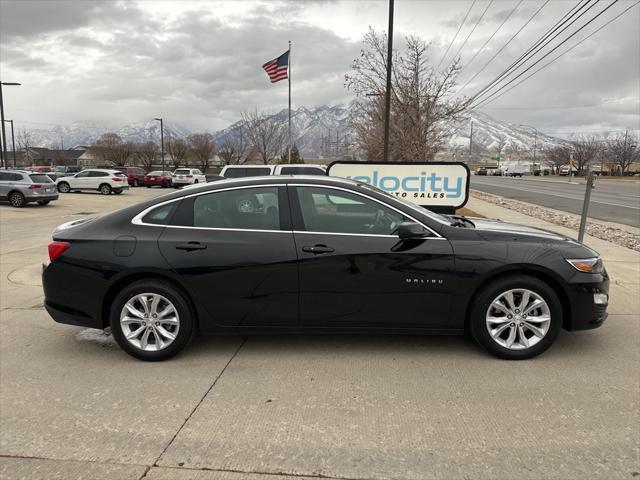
[172,168,206,187]
[220,164,326,178]
[56,169,129,195]
[42,176,609,361]
[559,165,578,176]
[0,170,59,207]
[144,171,173,188]
[51,165,82,180]
[114,166,146,187]
[29,166,55,174]
[476,168,488,176]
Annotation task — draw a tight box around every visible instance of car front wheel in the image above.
[57,182,70,193]
[110,280,195,361]
[470,275,562,360]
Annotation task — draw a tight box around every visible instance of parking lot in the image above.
[1,188,638,480]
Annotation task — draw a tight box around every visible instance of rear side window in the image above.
[29,174,54,183]
[192,187,280,230]
[142,202,178,225]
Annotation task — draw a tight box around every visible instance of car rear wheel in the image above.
[470,275,562,360]
[37,200,50,205]
[57,182,70,193]
[8,191,25,208]
[99,184,112,195]
[110,280,195,361]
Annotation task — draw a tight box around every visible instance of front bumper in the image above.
[564,275,609,331]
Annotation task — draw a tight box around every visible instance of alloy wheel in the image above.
[485,288,551,350]
[58,182,70,193]
[119,293,180,352]
[9,192,25,207]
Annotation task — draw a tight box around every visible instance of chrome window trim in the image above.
[131,181,445,239]
[290,183,443,239]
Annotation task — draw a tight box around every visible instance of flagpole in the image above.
[288,40,292,164]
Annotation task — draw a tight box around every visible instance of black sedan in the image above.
[42,176,609,361]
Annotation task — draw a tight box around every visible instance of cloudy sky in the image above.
[1,0,638,137]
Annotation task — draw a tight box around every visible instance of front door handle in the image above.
[176,242,207,251]
[302,245,335,254]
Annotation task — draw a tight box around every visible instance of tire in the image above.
[57,182,70,193]
[147,185,152,188]
[37,200,50,205]
[132,179,139,187]
[113,189,122,195]
[99,183,112,195]
[8,191,25,208]
[469,275,562,360]
[110,280,195,361]
[194,179,199,184]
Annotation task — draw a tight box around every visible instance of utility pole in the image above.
[154,118,165,172]
[0,82,21,169]
[469,119,474,168]
[3,120,16,167]
[382,0,394,162]
[288,40,292,164]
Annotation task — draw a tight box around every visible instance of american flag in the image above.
[262,50,289,83]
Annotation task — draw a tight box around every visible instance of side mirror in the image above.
[397,221,429,240]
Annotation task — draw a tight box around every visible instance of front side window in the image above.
[296,187,407,236]
[76,171,91,178]
[192,187,280,230]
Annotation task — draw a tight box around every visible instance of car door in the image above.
[290,185,456,330]
[87,170,109,189]
[157,184,299,328]
[69,170,91,189]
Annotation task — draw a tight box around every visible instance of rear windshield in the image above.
[279,167,326,175]
[224,167,271,178]
[148,171,164,176]
[30,174,54,183]
[175,169,191,174]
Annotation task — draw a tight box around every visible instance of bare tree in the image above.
[241,109,287,164]
[571,136,602,175]
[187,133,215,171]
[544,144,572,174]
[345,29,470,161]
[89,133,135,166]
[166,137,188,169]
[133,141,159,172]
[218,127,249,166]
[17,129,35,166]
[606,131,639,175]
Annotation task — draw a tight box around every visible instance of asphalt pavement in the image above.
[470,176,640,228]
[0,188,638,480]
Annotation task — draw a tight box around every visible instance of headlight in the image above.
[566,257,604,273]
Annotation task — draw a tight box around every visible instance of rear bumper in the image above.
[27,194,58,202]
[45,301,102,329]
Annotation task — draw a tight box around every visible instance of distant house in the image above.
[15,147,87,167]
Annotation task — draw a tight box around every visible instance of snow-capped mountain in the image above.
[23,106,565,158]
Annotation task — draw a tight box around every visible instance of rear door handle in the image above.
[302,245,335,254]
[176,242,207,251]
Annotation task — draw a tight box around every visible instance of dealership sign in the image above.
[328,161,470,210]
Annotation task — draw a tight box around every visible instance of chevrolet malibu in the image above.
[42,176,609,361]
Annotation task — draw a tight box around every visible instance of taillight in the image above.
[112,177,122,182]
[29,184,42,189]
[48,241,71,262]
[186,175,193,178]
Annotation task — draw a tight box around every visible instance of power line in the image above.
[446,0,494,70]
[458,0,523,75]
[457,0,550,93]
[470,0,598,105]
[436,0,477,71]
[476,1,640,108]
[472,0,624,109]
[481,97,640,110]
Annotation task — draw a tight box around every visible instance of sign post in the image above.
[327,161,470,214]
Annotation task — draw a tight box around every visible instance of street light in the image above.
[3,119,16,168]
[0,81,21,169]
[154,118,164,173]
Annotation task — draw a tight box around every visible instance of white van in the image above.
[220,164,326,178]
